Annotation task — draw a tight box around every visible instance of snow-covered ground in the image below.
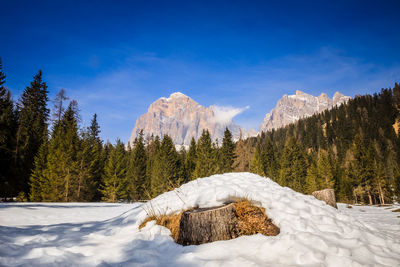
[1,173,399,266]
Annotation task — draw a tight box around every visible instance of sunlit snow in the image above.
[1,173,399,266]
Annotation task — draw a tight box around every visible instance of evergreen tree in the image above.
[263,137,277,180]
[0,58,17,198]
[151,135,180,197]
[44,101,80,201]
[146,135,160,198]
[185,137,197,181]
[279,137,307,192]
[101,140,128,202]
[305,160,318,194]
[29,138,49,201]
[127,130,147,200]
[16,70,49,195]
[220,127,236,173]
[317,150,335,189]
[87,114,104,201]
[193,129,215,178]
[250,144,264,176]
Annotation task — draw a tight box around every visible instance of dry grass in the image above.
[140,198,279,243]
[234,199,280,236]
[139,212,183,242]
[392,208,400,212]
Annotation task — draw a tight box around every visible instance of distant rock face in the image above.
[259,91,351,132]
[129,92,249,146]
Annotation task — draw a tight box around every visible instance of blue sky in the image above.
[2,0,400,142]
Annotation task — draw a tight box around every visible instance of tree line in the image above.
[243,84,400,204]
[1,59,399,203]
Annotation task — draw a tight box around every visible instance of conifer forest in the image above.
[1,60,400,204]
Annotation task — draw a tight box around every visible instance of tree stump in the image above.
[312,189,337,208]
[177,203,238,245]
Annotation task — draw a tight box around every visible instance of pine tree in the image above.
[185,137,197,181]
[263,138,277,180]
[16,70,49,195]
[101,140,128,202]
[29,139,49,201]
[75,131,96,201]
[305,160,318,194]
[146,135,160,198]
[279,137,307,192]
[44,101,80,201]
[193,129,215,178]
[317,150,335,189]
[151,135,180,197]
[0,58,18,198]
[127,130,147,200]
[220,127,236,173]
[250,144,264,176]
[87,114,104,201]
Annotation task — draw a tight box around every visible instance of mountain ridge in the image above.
[128,92,250,146]
[259,91,351,132]
[129,90,351,145]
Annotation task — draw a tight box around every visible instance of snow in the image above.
[1,172,400,266]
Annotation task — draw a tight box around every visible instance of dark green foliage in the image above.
[101,140,128,202]
[86,114,104,201]
[0,59,18,198]
[5,64,400,204]
[193,130,216,179]
[127,130,147,200]
[16,70,49,195]
[185,137,197,181]
[44,101,81,201]
[29,139,49,201]
[150,135,180,197]
[279,137,307,192]
[258,84,400,203]
[250,144,264,176]
[262,137,278,180]
[220,128,236,173]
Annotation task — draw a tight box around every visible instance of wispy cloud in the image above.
[47,47,400,142]
[212,105,250,125]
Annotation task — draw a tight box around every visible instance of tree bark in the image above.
[312,189,337,208]
[177,203,238,246]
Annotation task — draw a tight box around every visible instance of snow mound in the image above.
[1,173,400,266]
[137,172,400,266]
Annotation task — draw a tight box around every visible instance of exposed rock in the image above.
[128,92,251,146]
[312,189,338,209]
[259,91,350,132]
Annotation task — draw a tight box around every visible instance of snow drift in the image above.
[1,172,400,266]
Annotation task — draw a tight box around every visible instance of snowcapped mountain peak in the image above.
[129,93,251,146]
[259,90,350,132]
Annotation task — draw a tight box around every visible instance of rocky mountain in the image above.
[259,90,351,133]
[128,92,250,146]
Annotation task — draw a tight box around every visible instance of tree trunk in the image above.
[353,188,358,205]
[378,181,385,205]
[312,189,337,208]
[367,190,373,205]
[177,203,238,246]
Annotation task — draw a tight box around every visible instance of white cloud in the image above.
[212,105,250,125]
